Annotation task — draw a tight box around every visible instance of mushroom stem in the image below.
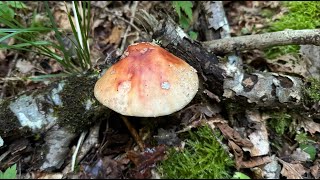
[120,115,145,151]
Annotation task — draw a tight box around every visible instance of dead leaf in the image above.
[228,140,243,170]
[240,156,272,169]
[16,59,34,74]
[53,3,75,31]
[81,156,126,179]
[299,119,320,135]
[91,19,105,34]
[127,145,166,179]
[266,54,308,78]
[243,110,270,156]
[216,122,253,148]
[91,1,111,8]
[36,172,63,179]
[278,158,306,179]
[310,162,320,179]
[300,45,320,79]
[291,148,311,162]
[177,103,221,126]
[104,26,124,45]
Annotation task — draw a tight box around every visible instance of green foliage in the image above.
[0,164,17,179]
[172,1,198,40]
[300,143,316,161]
[172,1,193,22]
[158,125,234,179]
[269,2,320,32]
[268,112,291,135]
[264,45,300,60]
[264,1,320,59]
[232,172,251,179]
[188,30,198,40]
[0,1,28,20]
[295,131,316,161]
[0,1,92,77]
[304,78,320,103]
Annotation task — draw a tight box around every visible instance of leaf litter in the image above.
[1,1,320,179]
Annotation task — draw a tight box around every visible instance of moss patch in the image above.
[157,125,234,179]
[304,77,320,103]
[267,111,292,135]
[264,1,320,59]
[0,99,28,140]
[56,74,100,133]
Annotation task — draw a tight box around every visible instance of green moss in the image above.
[56,74,101,133]
[158,125,234,179]
[264,1,320,59]
[0,98,26,138]
[267,111,291,135]
[269,2,320,32]
[304,77,320,103]
[264,45,300,60]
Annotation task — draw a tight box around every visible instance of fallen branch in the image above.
[202,29,320,54]
[134,10,312,111]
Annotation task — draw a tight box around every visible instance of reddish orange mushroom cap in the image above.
[94,42,199,117]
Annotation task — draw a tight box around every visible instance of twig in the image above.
[104,9,141,32]
[120,115,145,151]
[119,1,139,53]
[1,53,18,99]
[70,130,87,172]
[202,29,320,54]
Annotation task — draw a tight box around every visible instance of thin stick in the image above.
[119,1,139,53]
[70,130,87,172]
[1,53,18,99]
[120,115,145,151]
[104,9,141,32]
[202,29,320,54]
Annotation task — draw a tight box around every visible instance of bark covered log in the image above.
[135,10,309,110]
[0,74,109,170]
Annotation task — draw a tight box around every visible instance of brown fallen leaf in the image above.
[278,158,306,179]
[216,122,253,148]
[240,156,272,169]
[266,54,309,78]
[298,119,320,135]
[126,145,166,179]
[35,172,63,179]
[104,26,124,45]
[310,161,320,179]
[80,156,127,179]
[54,11,74,31]
[228,140,243,170]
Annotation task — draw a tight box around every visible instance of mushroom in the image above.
[94,42,199,150]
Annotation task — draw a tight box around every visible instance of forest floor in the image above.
[0,1,319,179]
